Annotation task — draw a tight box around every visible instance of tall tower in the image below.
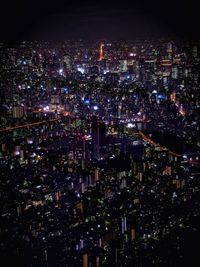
[99,43,104,61]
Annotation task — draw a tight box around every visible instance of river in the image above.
[136,122,200,155]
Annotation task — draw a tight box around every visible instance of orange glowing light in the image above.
[63,111,70,116]
[170,92,176,102]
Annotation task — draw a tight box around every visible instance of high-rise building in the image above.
[12,106,26,118]
[91,116,106,159]
[119,60,128,72]
[92,116,100,159]
[105,72,119,85]
[192,46,198,58]
[63,54,72,71]
[172,65,178,79]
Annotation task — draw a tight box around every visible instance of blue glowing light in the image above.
[84,99,90,105]
[133,93,138,99]
[157,94,166,99]
[64,87,68,93]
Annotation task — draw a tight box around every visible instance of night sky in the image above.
[0,0,199,41]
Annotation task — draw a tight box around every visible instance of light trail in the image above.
[0,114,148,133]
[0,118,60,132]
[138,131,181,157]
[139,131,200,165]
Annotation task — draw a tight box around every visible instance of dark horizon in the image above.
[0,0,199,42]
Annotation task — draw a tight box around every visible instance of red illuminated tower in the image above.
[99,43,104,61]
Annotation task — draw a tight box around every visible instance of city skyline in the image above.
[0,2,200,265]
